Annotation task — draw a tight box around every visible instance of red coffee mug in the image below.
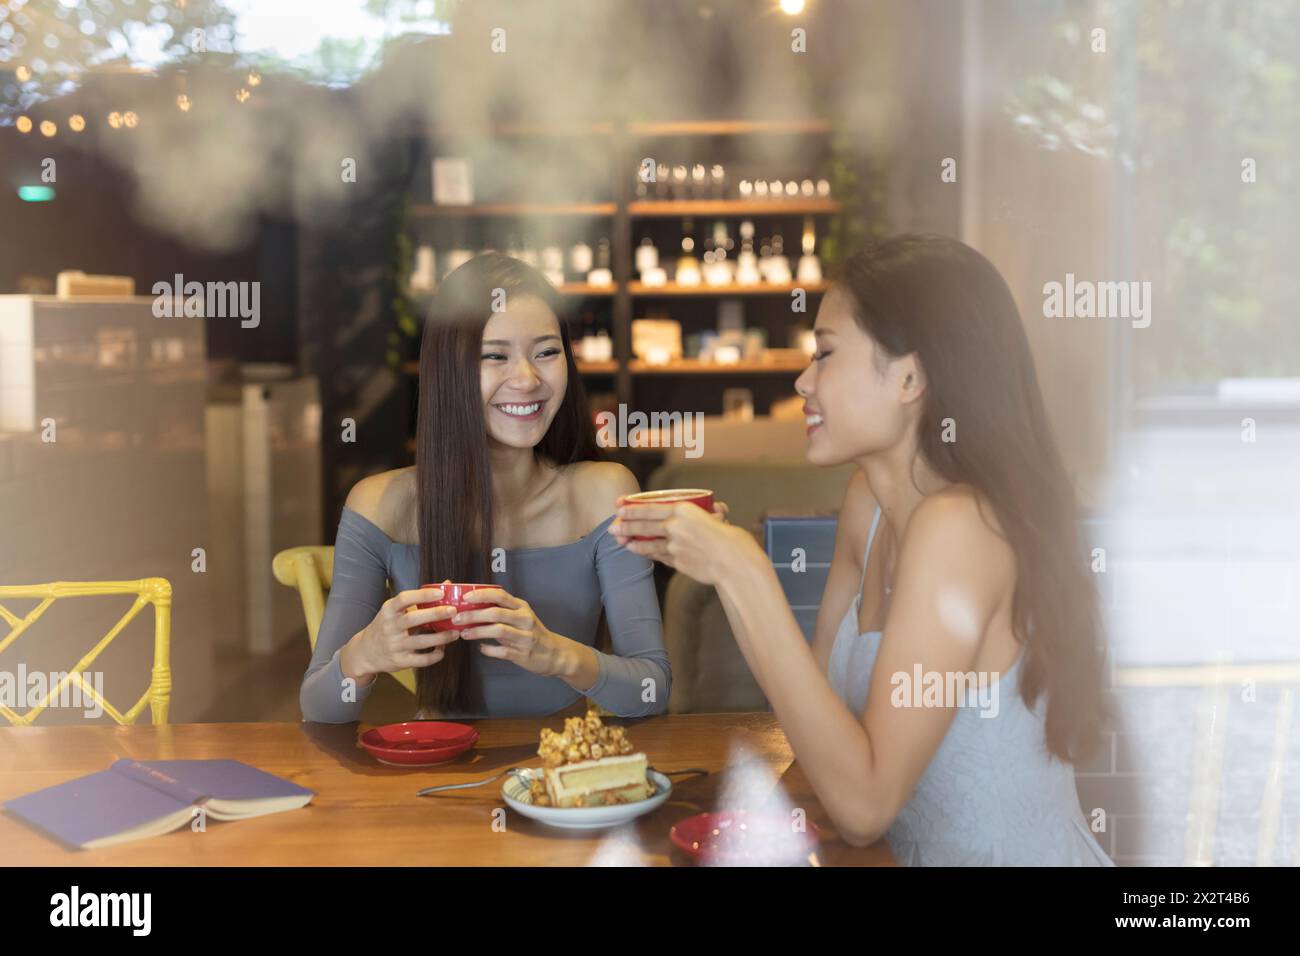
[617,488,715,540]
[414,583,503,634]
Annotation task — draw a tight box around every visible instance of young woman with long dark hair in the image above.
[301,253,670,721]
[612,235,1112,865]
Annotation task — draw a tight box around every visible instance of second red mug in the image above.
[617,488,715,540]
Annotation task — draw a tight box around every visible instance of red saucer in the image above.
[670,810,822,865]
[359,721,479,766]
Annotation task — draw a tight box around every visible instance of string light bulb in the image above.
[16,115,33,133]
[68,114,85,131]
[39,119,56,137]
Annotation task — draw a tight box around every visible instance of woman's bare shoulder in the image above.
[344,467,417,542]
[567,460,639,531]
[902,484,1012,571]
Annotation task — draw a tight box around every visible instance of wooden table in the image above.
[0,713,893,866]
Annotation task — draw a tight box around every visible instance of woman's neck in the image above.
[857,433,948,552]
[488,442,547,508]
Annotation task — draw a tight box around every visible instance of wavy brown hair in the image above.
[834,235,1107,763]
[415,253,602,715]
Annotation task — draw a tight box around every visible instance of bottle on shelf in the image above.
[570,238,593,282]
[636,236,666,287]
[710,164,726,199]
[541,242,565,288]
[704,220,734,286]
[588,237,613,287]
[796,216,823,284]
[767,232,792,284]
[671,165,689,200]
[675,218,701,287]
[578,307,614,364]
[735,220,760,286]
[655,162,670,199]
[635,236,659,274]
[691,163,708,199]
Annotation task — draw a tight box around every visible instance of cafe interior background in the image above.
[0,0,1297,866]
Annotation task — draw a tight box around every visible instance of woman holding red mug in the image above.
[611,236,1112,865]
[301,254,669,722]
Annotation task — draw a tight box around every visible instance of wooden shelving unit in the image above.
[407,117,840,435]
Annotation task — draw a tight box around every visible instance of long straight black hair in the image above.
[415,253,602,715]
[834,235,1107,763]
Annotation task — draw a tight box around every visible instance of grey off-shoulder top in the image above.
[299,507,671,722]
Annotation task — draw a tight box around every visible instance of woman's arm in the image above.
[576,465,671,717]
[615,490,1008,846]
[301,483,455,722]
[299,507,390,723]
[579,516,672,717]
[810,470,873,673]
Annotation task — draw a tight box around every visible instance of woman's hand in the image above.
[454,588,575,678]
[610,500,763,586]
[342,586,460,682]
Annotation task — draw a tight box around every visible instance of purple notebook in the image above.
[3,759,315,850]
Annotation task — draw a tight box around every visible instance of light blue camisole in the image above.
[826,506,1114,866]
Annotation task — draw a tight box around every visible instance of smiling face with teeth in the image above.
[794,285,926,467]
[479,295,568,449]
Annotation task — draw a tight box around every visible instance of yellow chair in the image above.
[272,546,416,695]
[0,578,172,725]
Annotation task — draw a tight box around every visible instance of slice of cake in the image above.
[543,752,653,808]
[529,707,653,808]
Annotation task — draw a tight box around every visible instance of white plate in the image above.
[501,768,672,830]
